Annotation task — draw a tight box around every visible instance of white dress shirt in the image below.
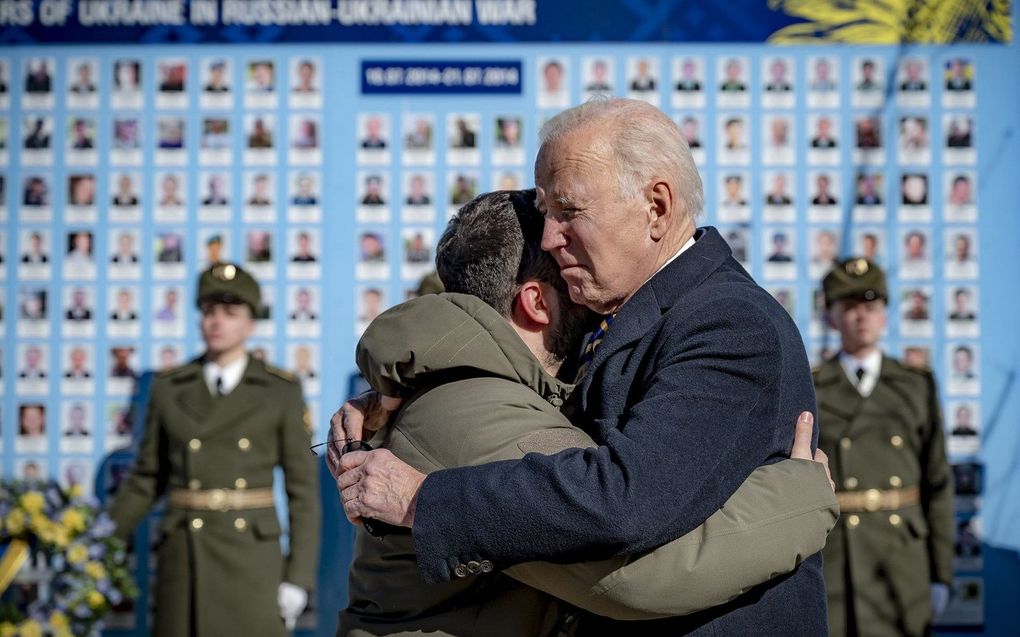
[203,354,248,396]
[648,236,697,282]
[839,349,882,397]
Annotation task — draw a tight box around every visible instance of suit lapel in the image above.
[579,227,732,410]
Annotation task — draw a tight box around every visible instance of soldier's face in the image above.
[827,298,887,351]
[200,302,254,356]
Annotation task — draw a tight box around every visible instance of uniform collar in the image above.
[203,354,249,396]
[838,349,882,397]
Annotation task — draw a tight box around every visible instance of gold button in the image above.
[191,518,204,530]
[889,514,902,527]
[235,478,248,489]
[847,514,860,528]
[189,439,202,451]
[890,435,904,448]
[188,479,201,490]
[889,475,902,487]
[238,438,251,451]
[839,437,852,450]
[234,517,247,531]
[864,489,882,512]
[844,477,859,489]
[208,489,226,510]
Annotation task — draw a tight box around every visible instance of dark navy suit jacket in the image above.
[414,227,827,635]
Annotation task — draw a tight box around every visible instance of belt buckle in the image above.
[208,488,228,511]
[864,489,881,512]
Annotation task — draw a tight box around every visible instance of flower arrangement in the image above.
[0,480,138,637]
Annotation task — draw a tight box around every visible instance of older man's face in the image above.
[537,127,654,314]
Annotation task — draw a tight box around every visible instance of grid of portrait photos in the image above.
[534,52,983,623]
[0,48,988,627]
[352,105,527,335]
[1,53,327,626]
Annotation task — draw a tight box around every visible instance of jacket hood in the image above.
[356,293,571,402]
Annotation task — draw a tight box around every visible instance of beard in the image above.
[548,293,600,366]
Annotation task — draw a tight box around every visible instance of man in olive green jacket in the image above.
[108,264,321,637]
[339,191,838,636]
[816,258,953,637]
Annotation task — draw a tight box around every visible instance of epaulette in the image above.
[159,362,200,381]
[265,364,296,383]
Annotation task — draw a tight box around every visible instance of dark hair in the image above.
[437,189,561,317]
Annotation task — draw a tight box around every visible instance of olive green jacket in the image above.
[108,356,321,637]
[815,355,953,637]
[341,294,838,636]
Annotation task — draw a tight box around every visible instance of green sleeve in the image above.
[280,380,322,591]
[505,459,838,619]
[922,373,955,585]
[107,377,171,540]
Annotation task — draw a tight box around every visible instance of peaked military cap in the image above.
[822,257,887,306]
[197,263,260,312]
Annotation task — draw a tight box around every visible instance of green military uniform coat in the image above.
[341,294,838,636]
[108,356,321,637]
[814,355,953,637]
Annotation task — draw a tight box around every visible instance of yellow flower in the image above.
[19,492,45,514]
[67,543,89,564]
[68,485,84,499]
[54,630,74,637]
[85,561,107,580]
[18,619,43,637]
[4,510,25,535]
[60,509,87,533]
[30,513,51,535]
[48,612,70,631]
[0,622,15,637]
[87,590,106,609]
[52,526,71,548]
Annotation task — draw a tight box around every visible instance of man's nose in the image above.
[541,217,567,252]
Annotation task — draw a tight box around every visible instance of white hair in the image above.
[538,97,704,219]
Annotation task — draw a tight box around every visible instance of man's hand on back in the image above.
[790,411,834,491]
[338,448,424,527]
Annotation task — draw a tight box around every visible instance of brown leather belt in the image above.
[836,485,919,513]
[169,487,274,512]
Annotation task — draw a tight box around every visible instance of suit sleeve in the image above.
[506,459,838,619]
[412,297,801,584]
[280,380,321,591]
[107,377,171,540]
[922,372,954,585]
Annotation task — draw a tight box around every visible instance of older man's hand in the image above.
[338,448,424,527]
[790,411,834,491]
[326,392,403,480]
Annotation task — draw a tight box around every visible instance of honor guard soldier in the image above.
[108,263,320,637]
[815,258,953,637]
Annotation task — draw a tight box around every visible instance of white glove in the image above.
[277,582,308,631]
[930,582,950,617]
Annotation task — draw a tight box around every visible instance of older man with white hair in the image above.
[336,98,828,635]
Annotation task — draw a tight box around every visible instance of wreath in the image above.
[0,480,138,637]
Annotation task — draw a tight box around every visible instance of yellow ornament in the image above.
[18,620,43,637]
[87,590,106,609]
[60,509,86,534]
[19,492,45,514]
[48,612,70,631]
[4,510,25,535]
[85,561,107,580]
[67,544,89,565]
